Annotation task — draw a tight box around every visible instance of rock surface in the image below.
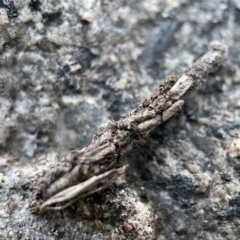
[0,0,240,239]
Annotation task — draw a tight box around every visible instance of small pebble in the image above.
[11,202,18,209]
[123,221,133,233]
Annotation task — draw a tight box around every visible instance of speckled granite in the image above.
[0,0,240,239]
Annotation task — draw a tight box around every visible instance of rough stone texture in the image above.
[0,0,240,239]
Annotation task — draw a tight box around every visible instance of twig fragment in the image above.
[31,41,227,214]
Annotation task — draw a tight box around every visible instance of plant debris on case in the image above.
[31,41,227,214]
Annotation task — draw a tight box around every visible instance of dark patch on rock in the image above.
[139,17,182,69]
[213,193,240,219]
[212,129,225,139]
[76,47,93,73]
[29,0,41,11]
[37,37,60,51]
[140,167,152,181]
[105,203,126,227]
[58,64,70,79]
[220,173,231,182]
[85,83,101,96]
[102,90,137,120]
[43,11,62,24]
[234,164,240,172]
[229,193,240,207]
[203,161,215,173]
[57,65,82,93]
[114,18,125,28]
[179,198,196,209]
[0,27,12,42]
[167,174,196,208]
[201,7,229,34]
[8,86,19,100]
[190,135,214,157]
[81,18,91,26]
[0,0,18,18]
[146,176,170,190]
[215,207,233,220]
[234,8,240,24]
